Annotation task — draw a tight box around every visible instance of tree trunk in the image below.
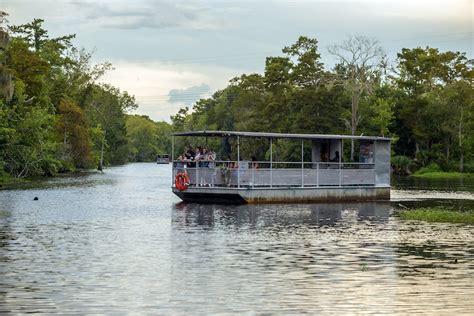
[446,137,450,162]
[98,131,106,172]
[350,139,355,162]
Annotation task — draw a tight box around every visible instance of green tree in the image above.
[394,47,473,170]
[126,115,160,162]
[57,97,92,168]
[84,84,136,167]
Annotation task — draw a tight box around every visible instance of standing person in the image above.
[207,148,216,168]
[194,146,203,161]
[222,155,234,186]
[184,146,195,160]
[185,147,195,167]
[201,147,209,167]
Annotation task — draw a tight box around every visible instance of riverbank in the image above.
[0,169,101,190]
[0,173,27,188]
[411,171,473,179]
[399,207,474,224]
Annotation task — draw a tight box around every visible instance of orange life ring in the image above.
[175,171,190,191]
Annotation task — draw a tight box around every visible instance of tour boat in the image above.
[171,131,391,204]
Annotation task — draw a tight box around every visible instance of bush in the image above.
[391,155,413,175]
[414,162,441,175]
[38,157,62,176]
[414,150,431,167]
[463,161,474,173]
[437,160,458,172]
[57,160,76,173]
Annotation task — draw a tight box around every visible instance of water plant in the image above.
[399,207,474,225]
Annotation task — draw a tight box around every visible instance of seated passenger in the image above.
[226,156,236,169]
[330,151,340,162]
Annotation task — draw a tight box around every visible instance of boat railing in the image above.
[172,160,376,188]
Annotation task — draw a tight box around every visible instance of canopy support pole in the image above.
[339,139,343,187]
[301,140,304,187]
[171,135,175,186]
[237,136,240,188]
[270,138,273,188]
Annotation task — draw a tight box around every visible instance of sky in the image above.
[1,0,473,122]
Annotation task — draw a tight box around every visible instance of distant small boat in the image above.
[156,154,171,164]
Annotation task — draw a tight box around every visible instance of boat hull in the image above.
[172,186,390,204]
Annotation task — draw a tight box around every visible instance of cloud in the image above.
[168,83,211,105]
[71,0,222,30]
[98,61,240,122]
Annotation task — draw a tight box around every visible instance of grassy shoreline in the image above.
[399,207,474,224]
[411,171,473,179]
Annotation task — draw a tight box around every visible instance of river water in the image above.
[0,163,473,314]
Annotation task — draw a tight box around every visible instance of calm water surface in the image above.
[0,163,473,314]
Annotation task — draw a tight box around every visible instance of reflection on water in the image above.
[172,202,390,229]
[392,176,474,207]
[0,163,473,314]
[393,175,474,192]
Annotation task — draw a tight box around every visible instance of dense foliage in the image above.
[0,14,169,178]
[126,114,172,162]
[0,13,472,179]
[171,36,473,174]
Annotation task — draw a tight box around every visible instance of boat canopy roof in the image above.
[172,130,390,141]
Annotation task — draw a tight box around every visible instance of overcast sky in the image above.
[1,0,472,121]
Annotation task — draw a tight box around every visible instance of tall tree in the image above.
[9,18,75,53]
[329,36,385,160]
[282,36,325,88]
[57,97,92,168]
[0,11,13,102]
[394,47,473,170]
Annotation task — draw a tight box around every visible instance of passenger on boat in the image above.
[330,151,340,162]
[183,147,195,160]
[198,147,208,168]
[251,156,258,169]
[182,147,195,167]
[321,152,329,162]
[222,156,234,186]
[194,146,203,160]
[203,147,216,168]
[206,148,216,161]
[225,156,236,169]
